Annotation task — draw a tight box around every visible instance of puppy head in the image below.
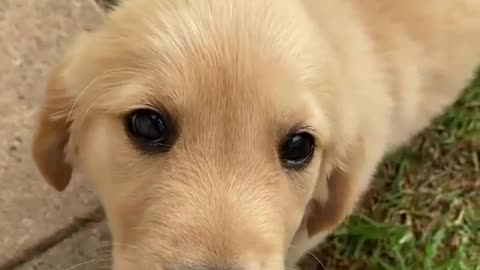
[33,1,384,269]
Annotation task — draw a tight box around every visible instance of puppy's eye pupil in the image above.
[280,132,315,168]
[129,109,166,142]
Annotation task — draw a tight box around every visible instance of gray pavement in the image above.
[13,222,109,270]
[0,0,106,269]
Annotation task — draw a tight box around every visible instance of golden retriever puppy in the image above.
[32,0,480,269]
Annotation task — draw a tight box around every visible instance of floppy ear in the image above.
[305,141,379,237]
[305,168,359,237]
[32,63,75,191]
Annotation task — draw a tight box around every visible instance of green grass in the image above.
[307,73,480,270]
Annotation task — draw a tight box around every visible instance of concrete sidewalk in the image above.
[0,1,107,269]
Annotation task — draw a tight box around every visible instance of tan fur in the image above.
[32,0,480,269]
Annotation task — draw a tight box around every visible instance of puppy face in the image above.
[76,37,329,268]
[80,64,327,269]
[33,1,384,269]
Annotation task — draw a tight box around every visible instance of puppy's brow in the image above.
[92,82,182,119]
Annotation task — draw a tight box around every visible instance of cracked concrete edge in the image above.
[13,220,111,270]
[2,1,111,269]
[0,208,105,270]
[7,2,112,269]
[0,0,105,264]
[3,1,109,268]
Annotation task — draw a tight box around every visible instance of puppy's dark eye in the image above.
[126,109,174,152]
[279,132,315,169]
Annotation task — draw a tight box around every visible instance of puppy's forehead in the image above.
[97,22,315,118]
[125,49,315,143]
[111,47,316,137]
[82,0,331,141]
